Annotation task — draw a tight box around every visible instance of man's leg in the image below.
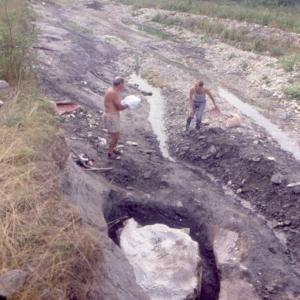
[108,132,120,158]
[195,102,206,130]
[185,116,193,131]
[186,102,197,132]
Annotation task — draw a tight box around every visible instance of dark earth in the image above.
[33,0,300,299]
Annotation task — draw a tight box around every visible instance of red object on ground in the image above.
[209,107,221,119]
[56,101,80,115]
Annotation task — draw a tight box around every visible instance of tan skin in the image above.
[104,78,128,155]
[189,81,217,117]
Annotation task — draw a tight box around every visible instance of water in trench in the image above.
[218,87,300,161]
[128,73,175,161]
[135,24,174,40]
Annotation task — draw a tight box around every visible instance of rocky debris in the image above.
[270,173,286,184]
[120,219,201,300]
[213,228,260,300]
[0,80,9,89]
[126,141,138,146]
[143,171,152,179]
[219,278,260,300]
[0,269,28,299]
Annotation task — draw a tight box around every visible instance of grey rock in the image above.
[0,269,28,298]
[0,80,9,89]
[143,171,152,179]
[144,149,156,154]
[0,100,3,106]
[141,90,153,96]
[292,187,300,194]
[271,173,285,184]
[126,141,138,146]
[208,145,217,155]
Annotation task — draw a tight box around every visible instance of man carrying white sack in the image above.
[103,76,128,160]
[103,76,141,160]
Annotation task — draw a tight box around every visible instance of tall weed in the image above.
[0,0,36,84]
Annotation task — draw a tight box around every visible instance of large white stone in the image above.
[120,218,201,300]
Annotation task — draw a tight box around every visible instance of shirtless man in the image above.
[103,77,128,159]
[185,80,218,131]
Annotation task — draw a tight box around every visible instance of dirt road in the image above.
[33,0,300,299]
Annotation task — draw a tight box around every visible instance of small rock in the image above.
[143,171,152,179]
[0,80,9,89]
[145,149,156,154]
[236,188,243,194]
[141,91,153,96]
[292,187,300,194]
[252,156,261,162]
[208,145,217,155]
[271,173,285,184]
[215,152,223,159]
[126,186,134,190]
[0,269,28,298]
[126,141,138,146]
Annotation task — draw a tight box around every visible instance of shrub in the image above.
[282,83,300,99]
[279,54,300,72]
[0,0,36,83]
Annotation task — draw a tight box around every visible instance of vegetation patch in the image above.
[150,13,296,57]
[119,0,300,33]
[0,1,99,299]
[279,54,300,72]
[282,83,300,99]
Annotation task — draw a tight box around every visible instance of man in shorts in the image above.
[103,76,128,160]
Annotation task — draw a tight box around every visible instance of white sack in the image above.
[121,95,141,110]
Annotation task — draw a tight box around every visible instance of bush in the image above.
[0,0,36,83]
[282,83,300,99]
[279,54,300,72]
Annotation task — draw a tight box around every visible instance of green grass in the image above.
[279,54,300,72]
[282,83,300,99]
[0,0,37,83]
[150,12,296,56]
[118,0,300,33]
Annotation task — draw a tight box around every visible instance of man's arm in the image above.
[111,93,128,111]
[205,88,217,107]
[189,87,194,112]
